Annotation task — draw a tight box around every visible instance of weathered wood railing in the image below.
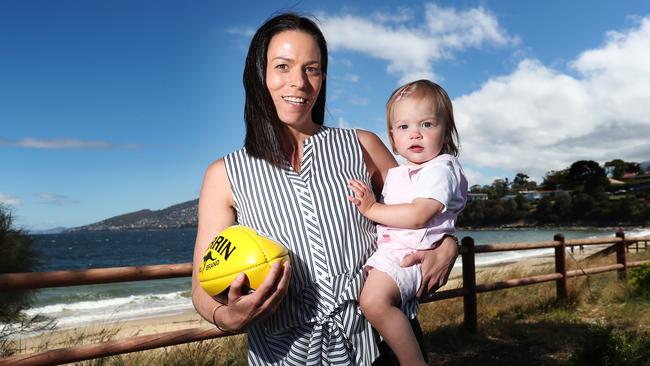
[1,232,648,366]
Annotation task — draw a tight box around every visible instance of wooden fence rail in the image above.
[1,232,649,366]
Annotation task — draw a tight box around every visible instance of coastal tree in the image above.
[514,194,530,213]
[541,169,568,190]
[552,194,573,221]
[512,173,530,191]
[572,192,596,219]
[604,159,641,179]
[0,205,49,357]
[492,179,510,198]
[534,196,556,223]
[565,160,609,195]
[0,205,37,321]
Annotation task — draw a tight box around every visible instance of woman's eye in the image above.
[306,66,320,75]
[275,64,289,71]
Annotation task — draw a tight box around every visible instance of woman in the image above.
[191,13,458,365]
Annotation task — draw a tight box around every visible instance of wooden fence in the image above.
[1,231,649,366]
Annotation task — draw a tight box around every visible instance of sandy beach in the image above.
[14,309,212,354]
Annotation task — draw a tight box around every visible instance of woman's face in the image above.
[266,30,323,129]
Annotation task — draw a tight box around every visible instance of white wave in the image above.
[23,291,188,317]
[53,301,194,328]
[627,228,650,238]
[12,290,193,337]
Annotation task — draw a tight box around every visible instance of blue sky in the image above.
[2,1,650,230]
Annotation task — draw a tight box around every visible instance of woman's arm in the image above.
[191,159,291,332]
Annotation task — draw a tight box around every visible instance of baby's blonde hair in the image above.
[385,79,460,156]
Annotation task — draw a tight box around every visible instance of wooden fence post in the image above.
[461,236,477,333]
[553,234,568,301]
[615,231,627,281]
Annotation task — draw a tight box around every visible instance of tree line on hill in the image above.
[458,159,650,227]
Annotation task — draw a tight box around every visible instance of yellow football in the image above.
[198,225,289,297]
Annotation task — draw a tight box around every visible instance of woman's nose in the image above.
[290,70,306,88]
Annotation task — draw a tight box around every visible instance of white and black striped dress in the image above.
[224,127,383,365]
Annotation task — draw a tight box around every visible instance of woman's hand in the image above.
[400,236,458,298]
[214,261,291,331]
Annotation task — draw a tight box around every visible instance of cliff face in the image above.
[73,199,198,231]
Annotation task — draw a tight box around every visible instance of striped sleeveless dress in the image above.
[224,127,381,365]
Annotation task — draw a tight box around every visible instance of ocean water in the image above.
[9,227,650,334]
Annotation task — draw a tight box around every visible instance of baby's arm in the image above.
[347,179,443,229]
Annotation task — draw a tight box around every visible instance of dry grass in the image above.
[417,249,650,365]
[99,334,249,366]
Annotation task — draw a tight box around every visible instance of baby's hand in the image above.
[347,179,376,215]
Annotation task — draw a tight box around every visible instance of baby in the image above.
[348,80,468,365]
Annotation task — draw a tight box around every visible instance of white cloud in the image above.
[225,26,256,37]
[36,193,79,206]
[371,7,414,24]
[329,55,354,68]
[461,167,498,189]
[455,16,650,184]
[0,193,21,206]
[349,96,369,106]
[320,4,517,83]
[337,117,350,129]
[0,138,137,149]
[330,73,359,83]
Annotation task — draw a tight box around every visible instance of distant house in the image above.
[622,172,650,181]
[499,191,541,202]
[468,193,488,201]
[520,190,542,201]
[501,190,568,202]
[619,172,650,192]
[609,178,625,186]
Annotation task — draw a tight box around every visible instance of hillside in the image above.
[73,199,198,231]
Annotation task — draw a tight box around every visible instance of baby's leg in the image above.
[360,269,426,366]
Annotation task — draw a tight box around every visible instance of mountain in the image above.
[30,226,69,235]
[641,161,650,171]
[73,199,198,231]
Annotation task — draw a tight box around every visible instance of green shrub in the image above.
[567,324,650,366]
[629,263,650,295]
[0,205,37,321]
[0,205,46,357]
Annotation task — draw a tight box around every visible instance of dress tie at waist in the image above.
[307,312,355,366]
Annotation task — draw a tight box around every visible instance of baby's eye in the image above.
[396,124,408,130]
[422,121,438,128]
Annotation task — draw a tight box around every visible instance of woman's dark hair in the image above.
[243,13,328,166]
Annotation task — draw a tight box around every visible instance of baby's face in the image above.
[390,96,445,165]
